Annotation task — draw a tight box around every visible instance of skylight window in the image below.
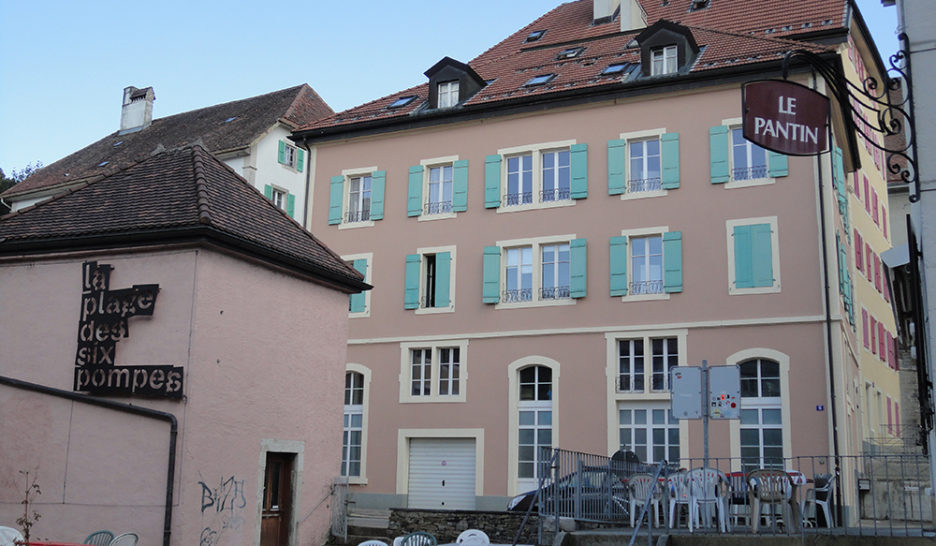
[98,161,109,167]
[689,0,709,11]
[224,116,237,123]
[557,47,585,60]
[389,96,417,109]
[525,29,546,42]
[524,74,556,86]
[602,62,633,75]
[113,141,123,147]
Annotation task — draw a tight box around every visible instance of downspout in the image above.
[0,375,177,546]
[299,136,312,228]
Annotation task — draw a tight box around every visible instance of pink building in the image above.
[0,146,368,545]
[290,0,899,517]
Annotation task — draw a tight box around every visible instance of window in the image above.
[709,122,787,185]
[731,128,767,181]
[517,365,552,490]
[328,169,385,226]
[617,336,679,393]
[263,185,295,218]
[389,95,417,108]
[525,29,546,42]
[727,217,780,294]
[485,140,587,211]
[408,158,468,218]
[619,402,679,463]
[608,130,680,197]
[524,74,556,86]
[556,47,584,60]
[342,371,364,477]
[400,341,468,403]
[277,140,304,171]
[739,358,783,473]
[343,254,371,316]
[602,62,634,76]
[483,235,586,307]
[404,246,455,312]
[651,45,678,75]
[609,228,682,299]
[438,81,459,108]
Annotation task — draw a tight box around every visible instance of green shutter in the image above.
[661,133,680,189]
[349,259,367,313]
[663,231,683,293]
[709,126,730,184]
[408,165,423,217]
[570,238,587,298]
[570,143,588,199]
[328,175,344,225]
[435,251,451,308]
[286,193,295,218]
[484,155,502,208]
[733,225,754,288]
[296,148,305,172]
[750,223,774,287]
[482,246,501,303]
[608,139,628,195]
[371,170,386,220]
[404,254,421,309]
[264,184,274,199]
[767,151,787,178]
[278,141,286,165]
[609,236,629,296]
[453,160,469,212]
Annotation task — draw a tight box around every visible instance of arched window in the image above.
[342,371,364,477]
[739,358,782,473]
[518,365,552,491]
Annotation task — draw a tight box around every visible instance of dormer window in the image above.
[526,30,546,42]
[651,45,678,75]
[524,74,556,87]
[389,96,417,109]
[557,47,585,60]
[438,81,459,108]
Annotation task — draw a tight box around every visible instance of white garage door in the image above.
[407,438,476,510]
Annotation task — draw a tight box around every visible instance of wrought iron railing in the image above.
[629,280,664,295]
[541,188,571,202]
[628,177,662,193]
[732,165,768,181]
[424,200,453,215]
[345,209,370,223]
[503,288,533,303]
[504,192,534,206]
[541,286,570,300]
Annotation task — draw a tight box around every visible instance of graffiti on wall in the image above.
[198,475,247,545]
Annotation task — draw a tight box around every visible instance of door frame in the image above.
[256,439,304,546]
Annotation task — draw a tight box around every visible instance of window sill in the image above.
[620,293,670,302]
[495,298,577,310]
[339,220,376,230]
[496,199,576,214]
[729,284,781,295]
[724,177,775,189]
[417,212,457,222]
[620,189,668,201]
[349,310,370,319]
[400,395,467,404]
[613,391,673,401]
[346,476,368,485]
[415,306,455,315]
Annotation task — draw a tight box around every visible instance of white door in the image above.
[407,438,476,510]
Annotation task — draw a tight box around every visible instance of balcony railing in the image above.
[346,209,371,223]
[424,200,453,215]
[629,280,664,295]
[541,188,571,202]
[628,177,662,193]
[505,192,534,206]
[503,288,533,303]
[732,165,768,181]
[540,286,570,300]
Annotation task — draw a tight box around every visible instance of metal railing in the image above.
[629,280,663,295]
[502,288,533,303]
[541,188,571,202]
[504,192,534,206]
[424,200,453,215]
[541,286,570,300]
[732,165,768,181]
[628,177,662,193]
[345,209,370,223]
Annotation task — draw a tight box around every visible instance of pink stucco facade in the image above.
[1,246,350,545]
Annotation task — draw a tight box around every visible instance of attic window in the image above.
[98,161,109,167]
[602,62,634,75]
[651,45,678,75]
[438,81,459,108]
[113,141,123,147]
[525,30,546,42]
[557,47,585,60]
[224,116,237,123]
[389,96,417,108]
[524,73,556,86]
[689,0,709,10]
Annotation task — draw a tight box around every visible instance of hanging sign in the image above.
[742,79,829,156]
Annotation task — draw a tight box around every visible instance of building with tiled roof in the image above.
[0,145,367,545]
[290,0,902,521]
[2,84,333,225]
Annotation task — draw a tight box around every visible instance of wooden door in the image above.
[261,452,292,546]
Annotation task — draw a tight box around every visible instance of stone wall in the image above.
[389,508,543,545]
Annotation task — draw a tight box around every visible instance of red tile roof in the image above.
[298,0,844,133]
[0,146,367,292]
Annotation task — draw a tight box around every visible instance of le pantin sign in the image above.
[742,79,829,156]
[73,261,184,398]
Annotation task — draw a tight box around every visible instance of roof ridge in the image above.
[153,85,306,125]
[687,23,835,52]
[190,146,214,225]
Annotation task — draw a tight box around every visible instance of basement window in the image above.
[524,74,556,86]
[526,30,547,42]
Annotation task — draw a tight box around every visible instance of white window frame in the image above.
[726,216,781,295]
[342,370,365,479]
[605,330,688,464]
[438,80,459,108]
[496,140,578,213]
[495,234,578,309]
[414,244,456,315]
[618,401,681,464]
[651,45,678,76]
[618,226,671,301]
[419,155,459,221]
[508,356,560,496]
[721,117,776,189]
[342,252,372,318]
[270,186,288,211]
[399,340,468,403]
[618,129,668,201]
[341,364,371,484]
[338,166,378,230]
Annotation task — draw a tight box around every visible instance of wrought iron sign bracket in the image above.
[781,33,919,201]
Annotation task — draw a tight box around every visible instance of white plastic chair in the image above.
[667,470,692,530]
[108,532,139,546]
[456,529,490,545]
[0,527,24,546]
[748,469,793,533]
[688,468,728,533]
[628,473,663,528]
[802,473,835,528]
[358,541,389,546]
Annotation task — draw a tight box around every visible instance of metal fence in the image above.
[527,449,935,539]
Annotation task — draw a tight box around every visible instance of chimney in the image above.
[620,0,647,32]
[593,0,621,23]
[119,86,155,134]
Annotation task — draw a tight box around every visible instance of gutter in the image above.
[0,375,177,546]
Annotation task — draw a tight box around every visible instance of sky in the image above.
[0,0,901,175]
